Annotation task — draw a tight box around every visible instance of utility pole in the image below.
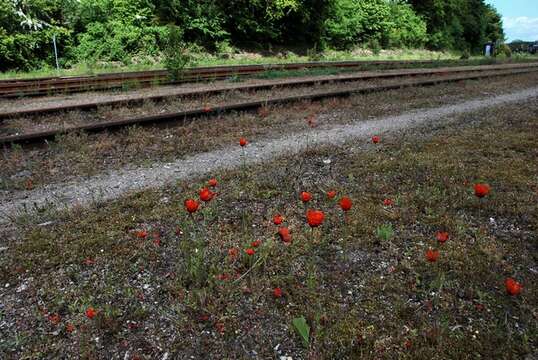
[53,34,60,70]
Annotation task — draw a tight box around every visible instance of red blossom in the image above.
[208,178,218,187]
[300,191,312,203]
[203,106,212,113]
[372,135,380,144]
[65,323,75,333]
[48,313,61,325]
[184,199,200,213]
[307,210,325,228]
[273,287,283,298]
[239,138,248,147]
[383,198,394,206]
[306,114,317,128]
[278,227,292,243]
[245,248,256,256]
[216,273,230,281]
[339,197,353,211]
[199,187,215,202]
[505,278,523,296]
[135,230,148,239]
[25,179,33,190]
[85,307,97,319]
[273,214,284,225]
[228,247,239,259]
[251,239,262,248]
[327,190,337,199]
[83,258,95,266]
[474,183,491,198]
[215,322,225,334]
[436,231,449,244]
[425,249,440,263]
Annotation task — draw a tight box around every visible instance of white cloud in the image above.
[503,16,538,41]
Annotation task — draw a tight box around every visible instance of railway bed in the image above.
[1,65,536,146]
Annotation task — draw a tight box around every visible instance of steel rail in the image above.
[1,67,536,145]
[2,62,537,121]
[0,59,517,98]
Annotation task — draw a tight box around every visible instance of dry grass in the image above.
[0,100,536,359]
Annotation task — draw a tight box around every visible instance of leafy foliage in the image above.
[292,316,310,347]
[0,0,506,71]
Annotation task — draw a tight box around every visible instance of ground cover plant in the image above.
[0,99,536,358]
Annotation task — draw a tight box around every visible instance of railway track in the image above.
[1,62,537,121]
[0,59,521,99]
[1,65,536,146]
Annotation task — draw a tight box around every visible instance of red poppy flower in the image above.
[135,230,148,239]
[339,197,352,211]
[83,258,95,266]
[184,199,199,213]
[245,248,255,256]
[306,114,316,128]
[273,214,284,225]
[273,287,283,298]
[85,307,97,319]
[505,278,523,296]
[300,192,312,203]
[436,231,449,244]
[65,323,75,333]
[208,178,218,187]
[372,135,380,144]
[215,322,225,334]
[383,199,394,206]
[278,227,292,243]
[216,273,230,281]
[251,239,262,248]
[474,183,491,198]
[425,249,440,262]
[307,210,325,228]
[327,190,337,199]
[199,187,215,202]
[239,138,248,147]
[228,247,239,259]
[48,313,61,325]
[203,106,212,113]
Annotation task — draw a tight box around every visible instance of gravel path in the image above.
[1,86,537,224]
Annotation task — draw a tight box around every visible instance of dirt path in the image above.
[1,86,537,224]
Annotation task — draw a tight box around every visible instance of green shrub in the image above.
[496,43,512,58]
[324,0,392,49]
[387,1,428,48]
[163,25,193,81]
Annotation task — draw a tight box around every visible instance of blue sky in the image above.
[486,0,538,41]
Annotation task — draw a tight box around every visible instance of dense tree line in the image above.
[0,0,504,71]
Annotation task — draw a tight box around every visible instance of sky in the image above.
[486,0,538,41]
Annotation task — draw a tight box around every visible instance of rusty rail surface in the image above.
[1,62,537,121]
[1,67,536,145]
[0,59,517,98]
